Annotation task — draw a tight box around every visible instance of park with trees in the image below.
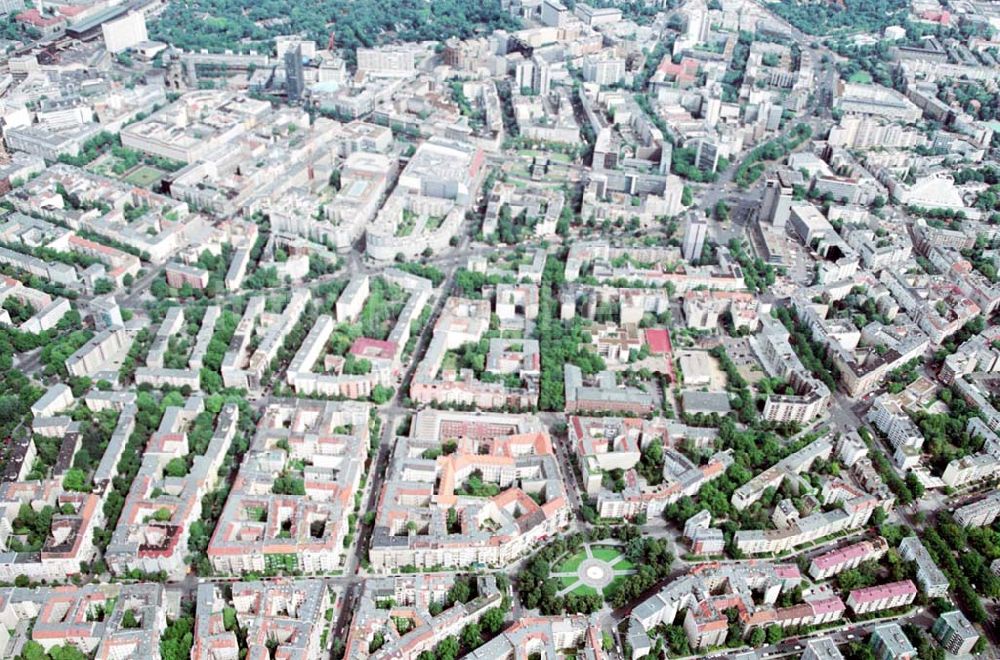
[149,0,519,65]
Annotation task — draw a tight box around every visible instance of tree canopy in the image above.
[150,0,520,63]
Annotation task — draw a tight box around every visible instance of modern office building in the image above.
[285,44,305,102]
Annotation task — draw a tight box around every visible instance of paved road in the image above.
[121,263,165,307]
[540,412,588,520]
[343,409,398,577]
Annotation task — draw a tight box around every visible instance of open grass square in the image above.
[557,551,587,573]
[570,583,599,597]
[591,546,623,563]
[614,558,635,571]
[125,166,165,187]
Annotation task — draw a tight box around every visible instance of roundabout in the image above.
[579,559,613,589]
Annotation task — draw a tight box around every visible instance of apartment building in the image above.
[751,315,830,425]
[869,622,917,660]
[932,610,980,656]
[368,410,570,572]
[761,369,830,425]
[943,453,1000,489]
[736,480,877,555]
[569,415,732,519]
[802,638,845,660]
[288,271,431,398]
[594,449,731,520]
[898,537,950,598]
[207,400,370,575]
[105,399,239,579]
[866,394,924,458]
[121,91,272,162]
[30,384,74,419]
[193,580,330,660]
[65,327,131,378]
[10,164,194,266]
[846,580,917,615]
[582,54,626,85]
[0,276,71,334]
[954,492,1000,528]
[345,574,502,660]
[483,180,566,238]
[165,262,210,290]
[468,615,607,660]
[336,274,370,323]
[0,481,102,582]
[683,290,759,333]
[268,151,396,251]
[0,246,77,286]
[570,270,745,303]
[1,583,167,658]
[565,364,654,415]
[731,436,833,510]
[827,115,927,150]
[411,297,539,410]
[366,190,469,262]
[91,403,138,489]
[690,527,725,555]
[808,537,889,580]
[627,561,842,653]
[221,290,311,393]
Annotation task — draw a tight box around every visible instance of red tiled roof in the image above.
[849,580,917,604]
[16,9,65,27]
[349,337,397,360]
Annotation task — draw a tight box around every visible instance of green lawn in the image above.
[125,166,165,187]
[848,71,873,84]
[395,215,416,237]
[557,551,587,574]
[570,584,599,597]
[559,575,579,589]
[591,546,623,563]
[508,164,531,178]
[614,558,635,571]
[518,149,572,163]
